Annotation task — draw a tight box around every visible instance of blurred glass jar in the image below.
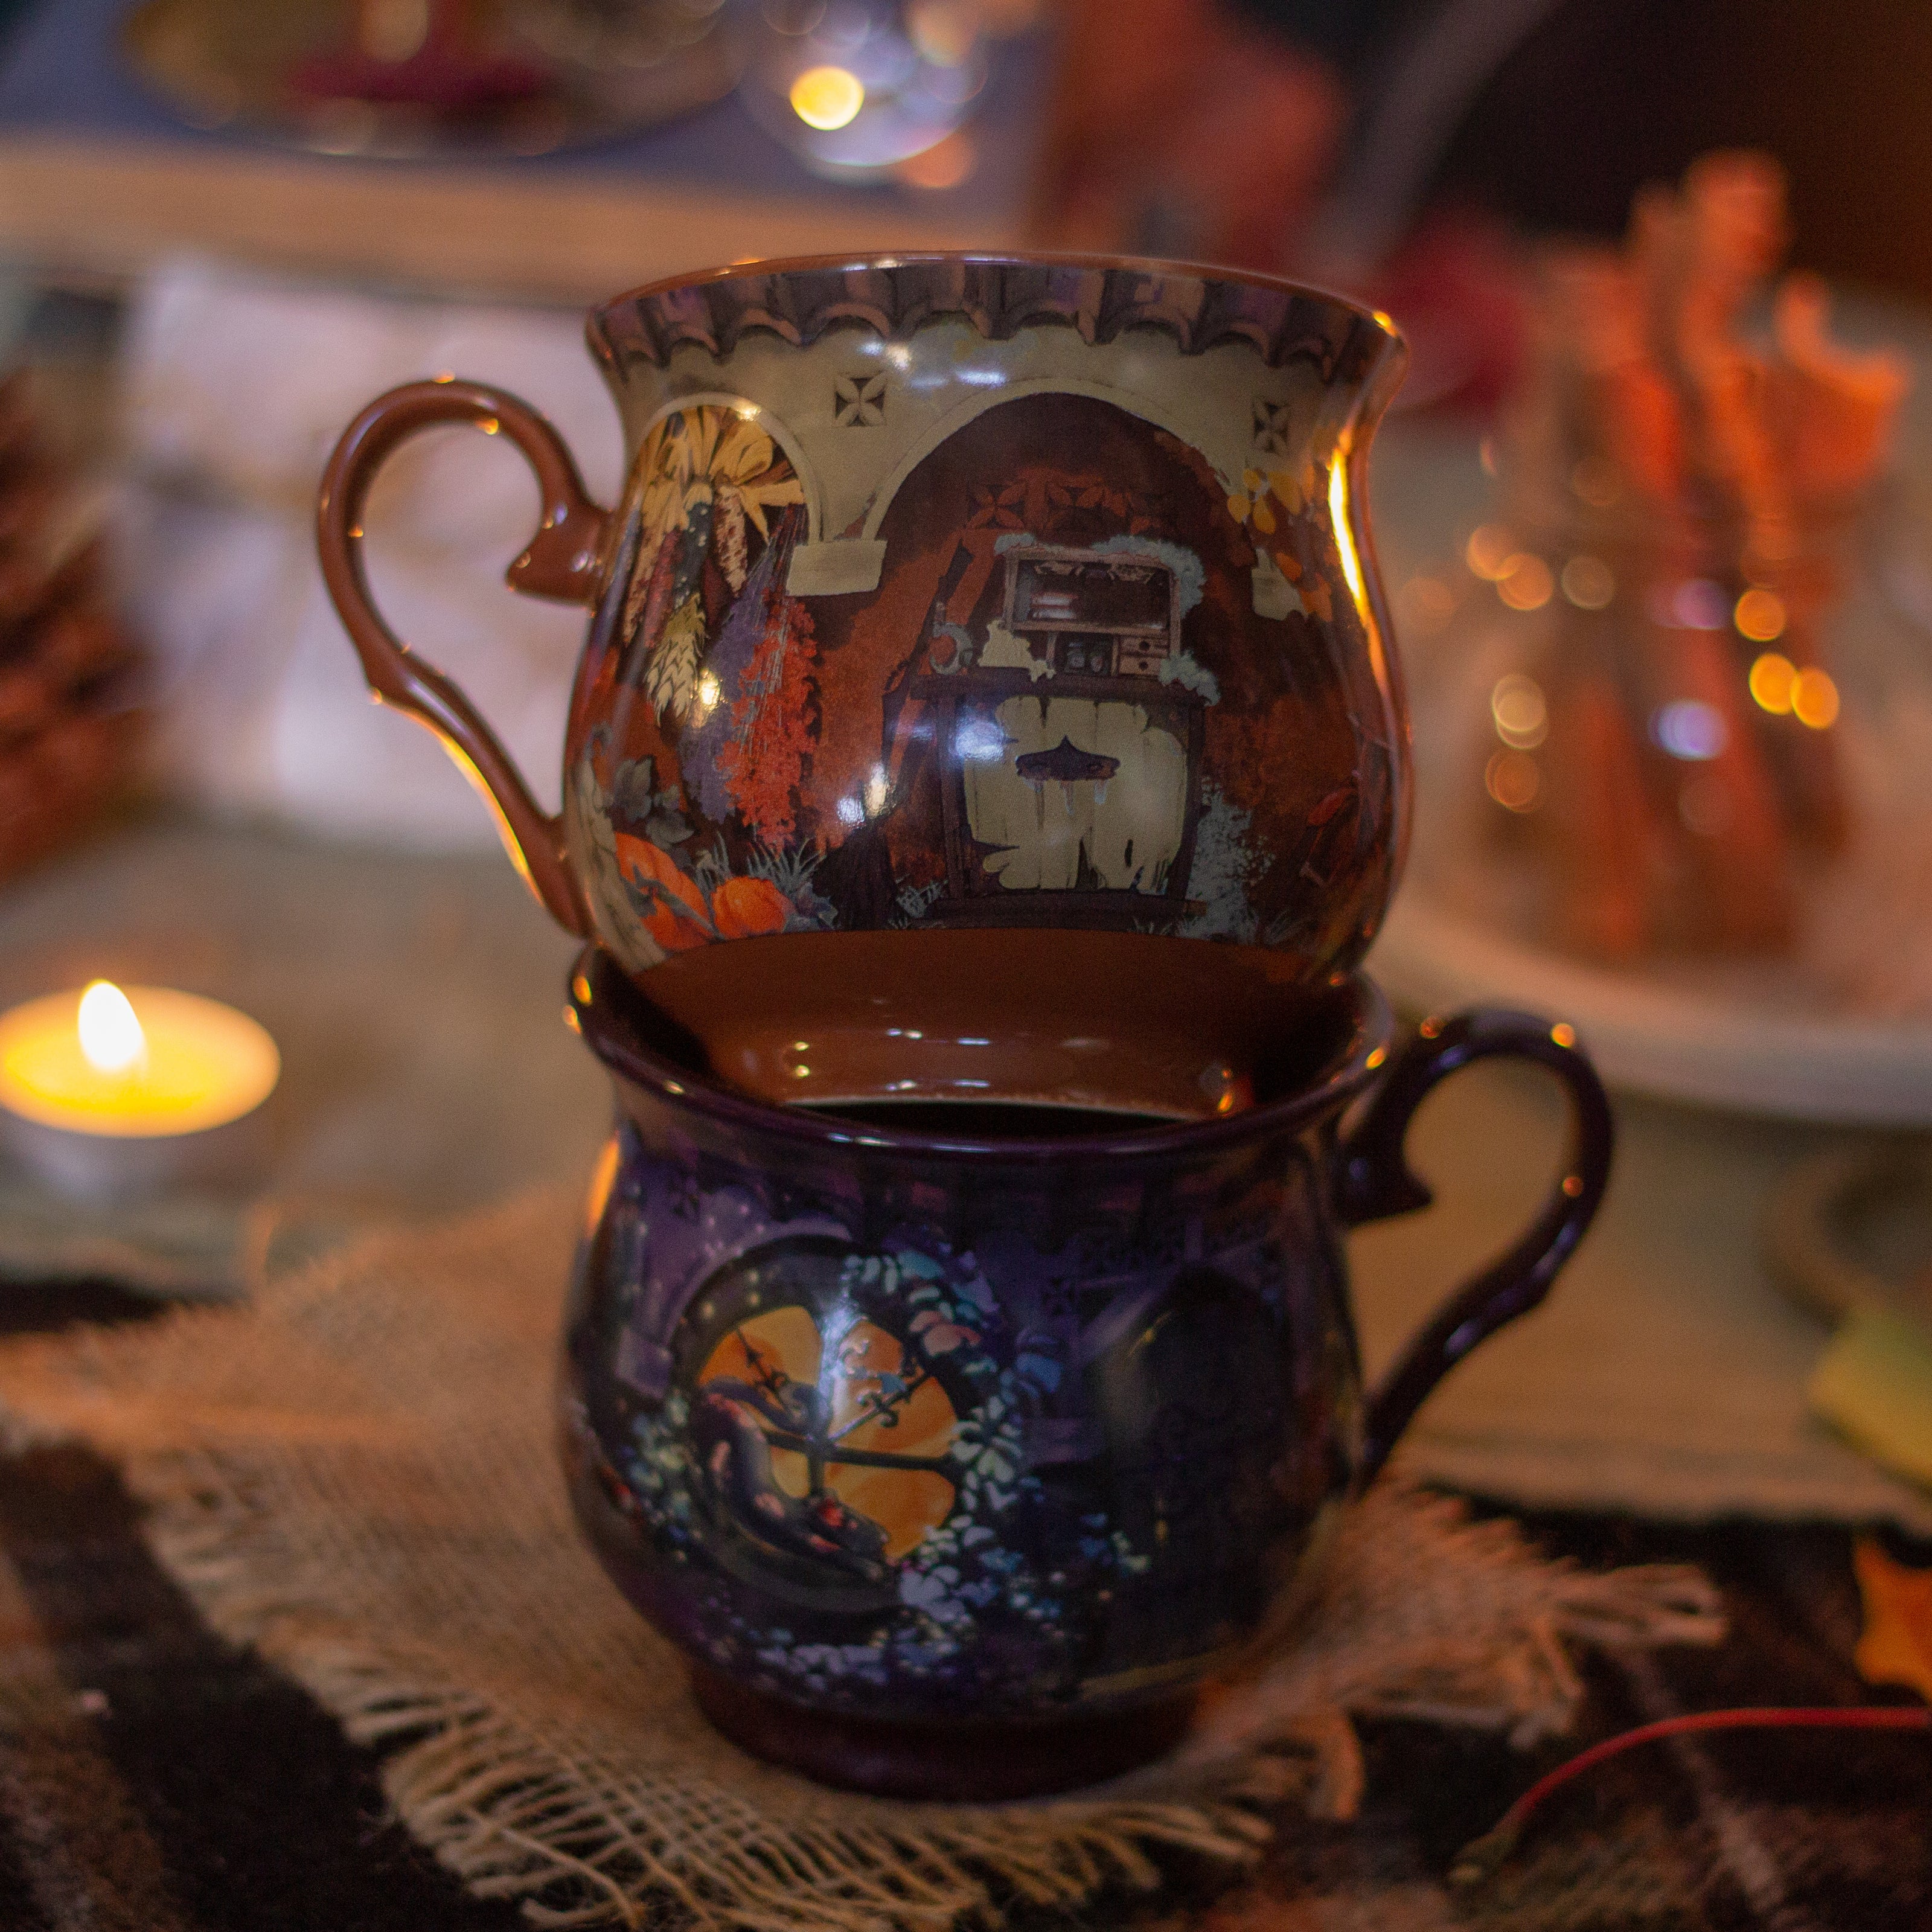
[738,0,990,178]
[1396,456,1932,1016]
[1463,485,1853,956]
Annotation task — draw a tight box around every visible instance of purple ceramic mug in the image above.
[558,948,1613,1799]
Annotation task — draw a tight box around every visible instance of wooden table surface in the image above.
[0,130,1024,304]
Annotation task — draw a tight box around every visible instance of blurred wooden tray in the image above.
[1373,889,1932,1127]
[1763,1144,1932,1326]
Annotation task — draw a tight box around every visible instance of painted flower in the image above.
[909,1308,979,1356]
[898,1566,971,1627]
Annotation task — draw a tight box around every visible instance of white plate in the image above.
[1371,892,1932,1126]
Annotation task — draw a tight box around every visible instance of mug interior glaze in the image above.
[319,255,1410,1116]
[559,948,1613,1799]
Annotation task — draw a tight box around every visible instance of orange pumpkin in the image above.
[615,834,712,952]
[710,874,793,939]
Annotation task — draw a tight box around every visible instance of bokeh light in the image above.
[1748,651,1796,714]
[1561,555,1615,610]
[1791,666,1840,729]
[1464,524,1514,580]
[790,64,865,129]
[1497,554,1553,611]
[1651,700,1727,761]
[1398,575,1456,636]
[1491,673,1549,749]
[1485,749,1541,811]
[1734,586,1787,643]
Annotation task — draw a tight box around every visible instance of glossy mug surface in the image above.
[319,255,1410,1115]
[560,948,1613,1799]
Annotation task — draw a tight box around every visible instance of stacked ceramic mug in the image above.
[319,255,1613,1799]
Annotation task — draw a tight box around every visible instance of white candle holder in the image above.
[0,985,281,1203]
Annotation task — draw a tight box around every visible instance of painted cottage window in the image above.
[1002,549,1178,678]
[911,542,1210,924]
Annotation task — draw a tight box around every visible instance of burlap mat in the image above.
[0,1190,1722,1931]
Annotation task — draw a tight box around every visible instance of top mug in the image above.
[318,254,1411,1116]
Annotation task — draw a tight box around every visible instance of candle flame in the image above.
[78,980,146,1075]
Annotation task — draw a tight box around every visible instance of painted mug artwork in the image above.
[318,258,1412,1106]
[561,949,1614,1799]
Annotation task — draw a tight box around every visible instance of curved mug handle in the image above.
[1334,1009,1614,1485]
[316,379,610,935]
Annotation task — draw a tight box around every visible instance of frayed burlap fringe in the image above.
[0,1193,1723,1931]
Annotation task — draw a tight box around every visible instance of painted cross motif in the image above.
[1252,397,1293,456]
[834,373,888,427]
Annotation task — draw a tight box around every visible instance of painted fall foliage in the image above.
[716,590,819,848]
[624,405,805,724]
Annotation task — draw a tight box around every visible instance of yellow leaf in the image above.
[1854,1537,1932,1702]
[720,423,775,484]
[1242,468,1264,492]
[687,408,724,477]
[1252,499,1277,535]
[729,473,803,543]
[1270,461,1315,514]
[1227,494,1251,523]
[1809,1308,1932,1487]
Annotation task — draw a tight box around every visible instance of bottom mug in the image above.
[559,948,1613,1799]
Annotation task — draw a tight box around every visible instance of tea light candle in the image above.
[0,981,280,1198]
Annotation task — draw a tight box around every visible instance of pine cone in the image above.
[0,372,144,881]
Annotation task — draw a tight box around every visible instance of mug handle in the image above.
[1334,1009,1614,1484]
[316,379,610,935]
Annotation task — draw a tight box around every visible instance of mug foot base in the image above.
[689,1665,1197,1800]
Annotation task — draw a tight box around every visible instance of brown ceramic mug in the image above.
[318,253,1410,1116]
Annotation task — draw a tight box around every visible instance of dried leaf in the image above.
[1854,1537,1932,1703]
[718,423,775,484]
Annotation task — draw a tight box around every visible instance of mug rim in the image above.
[587,249,1407,358]
[568,945,1396,1163]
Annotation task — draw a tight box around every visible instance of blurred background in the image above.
[3,0,1931,883]
[6,0,1932,964]
[0,0,1930,1492]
